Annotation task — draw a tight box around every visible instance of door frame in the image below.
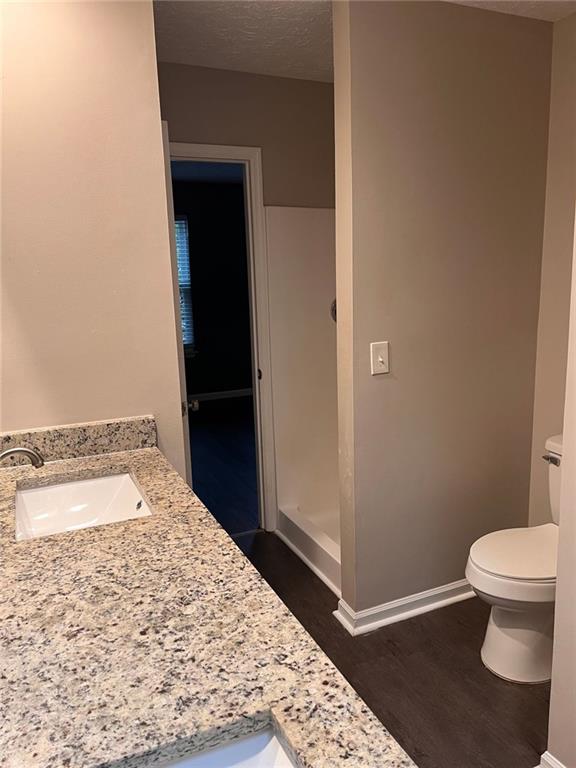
[168,139,278,531]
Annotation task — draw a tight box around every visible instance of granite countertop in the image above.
[0,447,416,768]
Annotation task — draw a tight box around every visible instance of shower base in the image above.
[276,506,341,596]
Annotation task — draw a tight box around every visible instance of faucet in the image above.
[0,447,45,468]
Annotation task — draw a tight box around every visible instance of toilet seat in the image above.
[466,524,557,604]
[470,523,557,580]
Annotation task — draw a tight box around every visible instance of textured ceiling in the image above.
[153,1,333,83]
[450,1,576,21]
[154,0,576,85]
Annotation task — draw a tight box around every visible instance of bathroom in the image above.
[1,3,575,768]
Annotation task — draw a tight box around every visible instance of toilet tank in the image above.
[545,434,563,524]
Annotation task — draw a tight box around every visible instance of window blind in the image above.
[175,216,194,347]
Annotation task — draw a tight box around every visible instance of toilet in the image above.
[465,434,562,684]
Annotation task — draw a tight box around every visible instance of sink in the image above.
[15,473,152,541]
[162,729,295,768]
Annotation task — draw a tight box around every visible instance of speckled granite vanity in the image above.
[0,417,416,768]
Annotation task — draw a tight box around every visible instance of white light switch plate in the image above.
[370,341,390,375]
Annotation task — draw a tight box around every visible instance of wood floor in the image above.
[188,397,259,535]
[235,531,550,768]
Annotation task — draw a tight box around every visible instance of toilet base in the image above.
[481,603,554,684]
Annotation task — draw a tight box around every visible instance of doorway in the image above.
[170,159,259,535]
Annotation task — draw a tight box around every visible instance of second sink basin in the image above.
[162,729,295,767]
[15,473,152,541]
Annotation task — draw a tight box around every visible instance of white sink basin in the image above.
[15,473,152,541]
[163,729,295,767]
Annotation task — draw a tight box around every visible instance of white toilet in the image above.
[465,434,562,684]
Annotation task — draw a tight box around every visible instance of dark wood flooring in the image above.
[188,397,259,535]
[235,530,550,768]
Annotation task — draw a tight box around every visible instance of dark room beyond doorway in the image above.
[171,160,259,536]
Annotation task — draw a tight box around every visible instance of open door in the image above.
[162,121,193,487]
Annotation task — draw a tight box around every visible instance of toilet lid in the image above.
[469,523,558,581]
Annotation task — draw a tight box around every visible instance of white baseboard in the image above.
[333,578,474,636]
[276,506,341,598]
[537,751,568,768]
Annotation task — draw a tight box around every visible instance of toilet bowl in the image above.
[465,434,562,683]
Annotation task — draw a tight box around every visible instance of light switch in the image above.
[370,341,390,375]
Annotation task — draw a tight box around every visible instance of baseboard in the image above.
[276,506,341,598]
[538,751,568,768]
[333,578,474,636]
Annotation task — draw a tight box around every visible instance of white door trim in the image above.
[334,579,474,636]
[168,141,277,531]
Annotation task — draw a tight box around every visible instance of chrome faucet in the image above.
[0,447,45,468]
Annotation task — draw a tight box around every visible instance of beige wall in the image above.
[334,1,552,611]
[1,1,187,476]
[332,0,357,602]
[267,207,339,539]
[157,62,334,208]
[544,16,576,768]
[547,210,576,768]
[529,14,576,526]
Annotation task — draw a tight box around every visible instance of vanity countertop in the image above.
[0,447,416,768]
